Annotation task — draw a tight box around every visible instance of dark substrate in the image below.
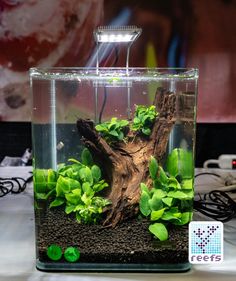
[37,207,188,264]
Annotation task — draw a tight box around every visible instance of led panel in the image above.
[94,26,142,43]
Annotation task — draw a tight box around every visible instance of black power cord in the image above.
[194,172,236,222]
[193,172,236,222]
[98,86,108,124]
[195,172,222,179]
[0,174,33,197]
[194,190,236,222]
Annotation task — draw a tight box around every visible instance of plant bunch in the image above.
[34,148,110,224]
[139,153,193,241]
[131,105,158,136]
[95,117,129,143]
[95,105,159,143]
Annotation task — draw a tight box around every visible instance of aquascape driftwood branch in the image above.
[77,87,177,227]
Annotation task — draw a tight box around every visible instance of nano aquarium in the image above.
[30,67,198,272]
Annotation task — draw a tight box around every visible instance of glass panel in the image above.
[30,67,198,271]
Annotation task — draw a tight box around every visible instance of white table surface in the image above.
[0,167,236,281]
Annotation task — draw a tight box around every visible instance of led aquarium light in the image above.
[94,25,142,70]
[93,25,142,122]
[94,26,142,43]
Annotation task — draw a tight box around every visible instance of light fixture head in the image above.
[94,26,142,43]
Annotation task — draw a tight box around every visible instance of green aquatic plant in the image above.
[95,105,159,144]
[131,105,158,136]
[34,148,111,224]
[46,245,81,262]
[64,246,80,262]
[95,117,129,143]
[47,244,63,261]
[139,155,193,241]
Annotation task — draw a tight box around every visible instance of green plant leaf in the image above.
[81,193,92,205]
[82,182,94,197]
[68,178,81,190]
[95,124,106,132]
[56,176,81,197]
[74,204,84,211]
[77,206,93,223]
[149,197,163,211]
[71,163,83,171]
[108,122,116,131]
[159,167,168,185]
[131,105,158,136]
[168,177,181,189]
[153,179,162,189]
[161,210,181,221]
[60,165,83,180]
[167,190,194,200]
[92,196,111,207]
[173,212,192,225]
[133,117,140,124]
[79,167,93,185]
[162,197,173,207]
[58,166,73,177]
[110,117,117,123]
[93,180,109,192]
[119,120,129,127]
[68,158,81,164]
[75,212,82,223]
[109,130,119,137]
[149,156,158,180]
[57,163,66,171]
[140,191,151,216]
[91,165,101,183]
[95,117,128,143]
[150,208,165,221]
[142,127,151,135]
[71,188,81,197]
[65,193,80,205]
[181,179,193,190]
[153,189,167,199]
[149,190,166,211]
[65,205,76,214]
[140,183,150,195]
[56,176,69,196]
[149,223,168,241]
[81,148,93,166]
[118,131,124,140]
[49,197,65,208]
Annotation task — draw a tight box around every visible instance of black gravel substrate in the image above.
[37,207,188,264]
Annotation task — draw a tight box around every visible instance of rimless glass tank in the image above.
[30,67,198,272]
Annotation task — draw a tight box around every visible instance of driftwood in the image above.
[77,87,176,227]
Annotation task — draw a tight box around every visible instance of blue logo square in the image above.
[189,221,223,264]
